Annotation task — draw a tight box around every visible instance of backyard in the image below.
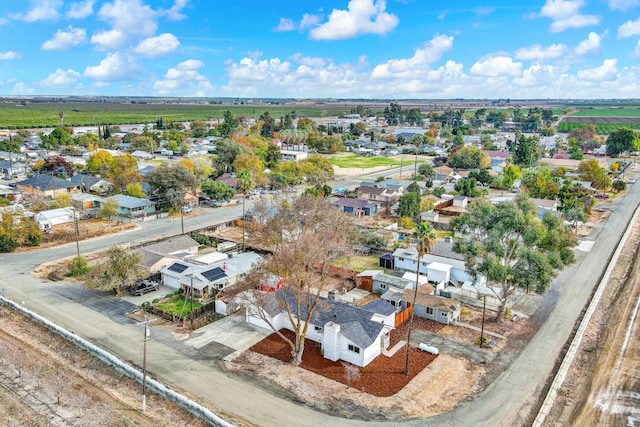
[154,295,202,316]
[328,153,404,168]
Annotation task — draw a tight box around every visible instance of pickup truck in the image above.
[129,280,160,296]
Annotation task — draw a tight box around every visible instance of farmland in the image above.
[0,101,345,129]
[558,118,640,134]
[568,106,640,117]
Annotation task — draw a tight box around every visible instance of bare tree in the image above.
[342,361,361,389]
[246,195,357,365]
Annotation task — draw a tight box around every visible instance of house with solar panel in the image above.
[160,252,263,300]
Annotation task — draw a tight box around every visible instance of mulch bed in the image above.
[250,317,445,397]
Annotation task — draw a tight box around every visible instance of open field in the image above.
[558,120,640,134]
[568,107,640,117]
[0,101,347,128]
[328,153,403,168]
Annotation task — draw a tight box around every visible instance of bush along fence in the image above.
[0,295,235,427]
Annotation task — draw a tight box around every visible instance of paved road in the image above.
[1,179,639,426]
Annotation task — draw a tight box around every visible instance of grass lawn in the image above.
[335,255,394,274]
[155,296,202,316]
[328,153,403,169]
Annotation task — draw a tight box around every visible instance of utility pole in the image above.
[180,206,185,234]
[73,209,80,259]
[242,194,246,252]
[480,294,486,348]
[136,315,155,412]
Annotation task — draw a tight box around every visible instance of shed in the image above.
[427,262,452,290]
[33,207,75,231]
[379,253,394,269]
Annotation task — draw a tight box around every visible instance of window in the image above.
[379,283,387,290]
[399,257,405,262]
[348,344,361,354]
[441,312,448,317]
[425,307,434,315]
[314,326,323,332]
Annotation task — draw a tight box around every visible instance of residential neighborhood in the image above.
[1,100,640,427]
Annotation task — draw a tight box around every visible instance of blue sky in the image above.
[0,0,639,99]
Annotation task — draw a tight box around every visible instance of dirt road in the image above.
[545,208,640,426]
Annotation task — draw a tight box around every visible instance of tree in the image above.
[468,169,493,186]
[189,120,208,138]
[447,146,490,170]
[104,154,142,194]
[86,150,114,174]
[454,178,481,197]
[418,163,436,186]
[146,163,198,211]
[98,199,118,221]
[259,111,277,137]
[86,246,144,295]
[404,222,436,374]
[606,128,640,157]
[126,183,145,198]
[397,192,421,219]
[246,195,357,365]
[578,158,610,190]
[213,139,250,174]
[217,110,237,137]
[521,166,560,199]
[201,180,235,202]
[511,132,541,167]
[452,195,576,322]
[188,154,214,181]
[612,179,627,192]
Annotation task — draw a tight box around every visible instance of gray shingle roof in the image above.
[17,174,77,191]
[274,290,386,349]
[362,299,397,316]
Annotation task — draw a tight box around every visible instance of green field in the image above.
[557,122,640,134]
[328,153,404,168]
[0,101,345,129]
[569,107,640,117]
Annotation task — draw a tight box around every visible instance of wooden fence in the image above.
[395,306,412,327]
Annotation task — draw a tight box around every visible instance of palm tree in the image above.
[404,222,437,375]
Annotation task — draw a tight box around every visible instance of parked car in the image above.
[129,280,160,296]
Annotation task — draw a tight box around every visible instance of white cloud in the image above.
[153,59,214,96]
[92,0,157,50]
[372,34,454,78]
[607,0,639,11]
[470,56,522,77]
[10,0,62,22]
[512,63,565,87]
[66,0,94,19]
[574,32,601,55]
[576,58,618,81]
[41,26,87,51]
[83,52,142,81]
[537,0,600,32]
[132,33,180,57]
[162,0,189,21]
[618,18,640,38]
[300,14,322,30]
[309,0,399,40]
[90,30,128,51]
[514,43,566,60]
[39,68,81,86]
[275,18,295,32]
[0,51,20,60]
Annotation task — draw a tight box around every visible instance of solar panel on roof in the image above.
[168,263,189,273]
[201,267,226,282]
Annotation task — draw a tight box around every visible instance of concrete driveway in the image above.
[184,311,272,360]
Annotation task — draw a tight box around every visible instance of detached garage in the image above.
[34,207,76,232]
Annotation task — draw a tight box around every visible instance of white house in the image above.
[246,291,394,367]
[392,240,485,285]
[33,207,76,231]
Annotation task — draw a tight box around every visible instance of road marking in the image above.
[577,240,595,252]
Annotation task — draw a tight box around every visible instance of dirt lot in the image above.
[543,207,640,426]
[0,306,208,427]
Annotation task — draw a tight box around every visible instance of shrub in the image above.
[431,186,446,198]
[0,235,18,253]
[67,256,90,277]
[165,293,173,299]
[152,298,160,304]
[25,229,42,246]
[476,336,488,347]
[504,306,512,319]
